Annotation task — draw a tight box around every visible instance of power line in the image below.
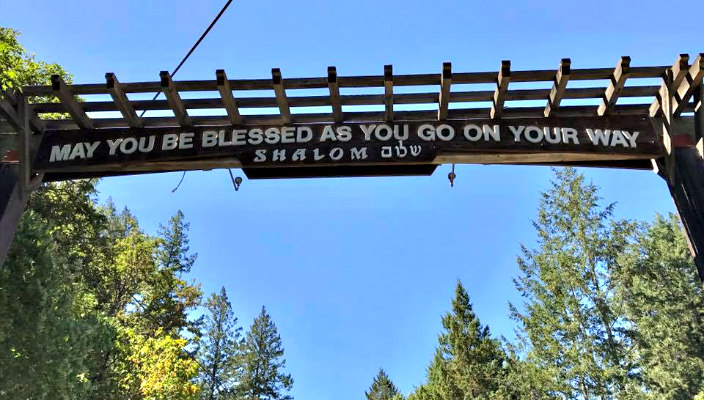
[143,0,234,192]
[140,0,234,119]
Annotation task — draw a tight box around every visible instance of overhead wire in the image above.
[138,0,235,192]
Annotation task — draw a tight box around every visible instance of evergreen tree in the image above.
[510,168,638,399]
[199,287,244,400]
[365,369,401,400]
[239,306,293,400]
[615,214,704,399]
[421,281,506,400]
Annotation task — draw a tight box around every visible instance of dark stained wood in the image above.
[51,75,93,129]
[384,65,393,122]
[598,56,631,116]
[674,53,704,116]
[328,66,343,123]
[491,61,511,119]
[545,58,571,117]
[16,94,30,194]
[106,73,142,128]
[272,68,292,125]
[1,89,44,133]
[160,71,192,127]
[438,62,452,121]
[216,69,242,125]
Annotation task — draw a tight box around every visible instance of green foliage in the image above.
[615,213,704,399]
[412,281,506,400]
[366,369,401,400]
[199,287,244,400]
[0,27,69,90]
[239,306,293,400]
[510,168,638,399]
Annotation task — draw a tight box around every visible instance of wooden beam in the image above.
[16,94,30,195]
[216,69,242,125]
[674,53,704,116]
[651,70,675,185]
[384,65,393,122]
[160,71,191,127]
[545,58,571,117]
[491,60,511,119]
[598,56,630,116]
[1,90,44,133]
[51,75,93,129]
[328,66,343,123]
[672,54,690,91]
[106,73,142,128]
[438,62,452,121]
[272,68,291,125]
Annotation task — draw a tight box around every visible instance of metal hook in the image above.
[448,164,456,187]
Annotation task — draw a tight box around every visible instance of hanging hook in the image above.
[448,164,456,187]
[228,169,243,191]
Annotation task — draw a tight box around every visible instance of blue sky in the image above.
[2,0,702,399]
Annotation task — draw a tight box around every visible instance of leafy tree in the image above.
[510,168,638,399]
[615,214,704,399]
[199,287,244,400]
[366,369,401,400]
[239,306,293,400]
[414,281,506,400]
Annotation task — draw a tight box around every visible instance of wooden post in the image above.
[272,68,291,125]
[491,61,511,119]
[328,66,343,123]
[438,62,452,121]
[384,65,393,122]
[545,58,571,117]
[0,93,43,268]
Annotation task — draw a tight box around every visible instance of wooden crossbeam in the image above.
[672,54,690,90]
[491,61,511,119]
[544,58,571,117]
[1,90,44,132]
[160,71,191,127]
[328,66,343,123]
[216,69,242,125]
[272,68,291,125]
[384,65,393,122]
[106,73,141,128]
[438,62,452,121]
[650,70,675,185]
[51,75,93,129]
[674,53,704,116]
[16,94,30,194]
[598,56,630,116]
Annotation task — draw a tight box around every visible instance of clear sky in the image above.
[2,1,703,399]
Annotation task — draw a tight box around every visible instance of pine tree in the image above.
[510,168,638,399]
[615,214,704,399]
[239,306,293,400]
[199,287,244,400]
[365,369,401,400]
[423,281,506,400]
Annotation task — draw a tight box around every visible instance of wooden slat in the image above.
[106,73,141,128]
[216,69,242,125]
[328,66,343,123]
[51,75,93,129]
[160,71,191,127]
[1,90,44,133]
[598,56,631,116]
[672,54,690,91]
[16,94,30,193]
[384,65,393,122]
[491,61,511,119]
[272,68,291,125]
[545,58,571,117]
[438,62,452,121]
[674,53,704,116]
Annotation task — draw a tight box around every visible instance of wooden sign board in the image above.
[33,116,662,180]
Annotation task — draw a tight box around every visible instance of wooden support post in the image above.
[545,58,571,117]
[671,54,690,91]
[598,56,630,116]
[1,89,44,133]
[216,69,242,125]
[674,53,704,116]
[384,65,393,122]
[51,75,93,129]
[272,68,292,125]
[106,73,142,128]
[160,71,191,127]
[17,94,30,197]
[491,60,511,119]
[328,66,343,123]
[438,62,452,121]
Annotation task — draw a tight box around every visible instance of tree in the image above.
[239,306,293,400]
[415,281,506,400]
[199,287,243,400]
[615,214,704,399]
[366,369,401,400]
[510,168,638,399]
